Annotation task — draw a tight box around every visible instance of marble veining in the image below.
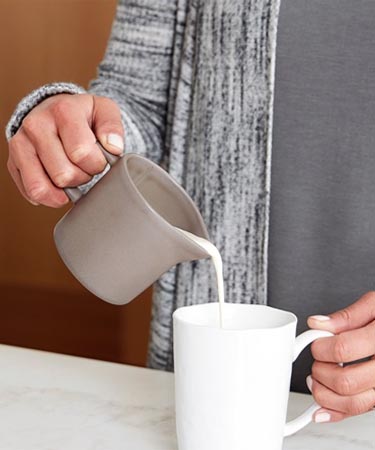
[0,344,373,450]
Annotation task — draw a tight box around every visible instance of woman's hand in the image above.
[7,93,124,207]
[307,291,375,423]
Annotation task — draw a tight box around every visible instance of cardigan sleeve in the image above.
[5,83,86,141]
[5,0,177,165]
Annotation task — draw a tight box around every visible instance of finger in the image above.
[312,359,375,396]
[308,291,375,333]
[92,95,124,154]
[311,320,375,363]
[7,158,38,206]
[307,375,375,417]
[52,95,107,174]
[10,129,68,207]
[313,407,351,424]
[25,124,92,188]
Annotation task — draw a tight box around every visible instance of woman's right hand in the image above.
[7,93,125,207]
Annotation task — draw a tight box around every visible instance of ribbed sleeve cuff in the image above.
[5,82,86,141]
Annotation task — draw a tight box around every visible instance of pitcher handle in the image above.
[284,329,335,437]
[64,141,120,203]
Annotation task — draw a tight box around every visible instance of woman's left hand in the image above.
[307,291,375,423]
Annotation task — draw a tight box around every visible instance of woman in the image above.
[5,0,375,424]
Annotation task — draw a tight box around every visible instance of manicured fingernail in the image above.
[309,315,330,321]
[306,375,313,391]
[315,411,331,423]
[107,133,124,152]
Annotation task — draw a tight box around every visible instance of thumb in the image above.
[307,291,375,333]
[92,95,125,155]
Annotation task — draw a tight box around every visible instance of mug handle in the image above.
[64,141,120,203]
[284,329,334,437]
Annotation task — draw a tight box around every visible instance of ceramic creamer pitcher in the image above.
[54,143,210,305]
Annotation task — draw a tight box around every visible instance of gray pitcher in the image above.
[54,143,211,305]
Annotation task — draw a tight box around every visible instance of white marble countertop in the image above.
[0,344,373,449]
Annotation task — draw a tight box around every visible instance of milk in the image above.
[175,228,225,328]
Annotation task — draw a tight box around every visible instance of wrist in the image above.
[5,82,86,141]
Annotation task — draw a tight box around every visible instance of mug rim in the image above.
[173,303,297,332]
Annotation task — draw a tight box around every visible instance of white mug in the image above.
[173,303,333,450]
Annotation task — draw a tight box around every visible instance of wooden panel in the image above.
[0,0,153,366]
[0,284,152,366]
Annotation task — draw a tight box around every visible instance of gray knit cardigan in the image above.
[6,0,280,371]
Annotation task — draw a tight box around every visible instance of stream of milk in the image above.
[175,227,225,328]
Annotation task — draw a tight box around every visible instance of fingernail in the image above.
[315,411,331,423]
[306,375,313,391]
[107,133,124,152]
[28,199,39,206]
[309,315,330,321]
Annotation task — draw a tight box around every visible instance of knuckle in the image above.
[338,308,352,324]
[333,337,350,362]
[52,170,76,188]
[27,182,48,202]
[334,372,356,396]
[22,114,40,137]
[347,396,368,416]
[52,99,73,119]
[70,146,106,173]
[69,145,91,165]
[92,160,107,174]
